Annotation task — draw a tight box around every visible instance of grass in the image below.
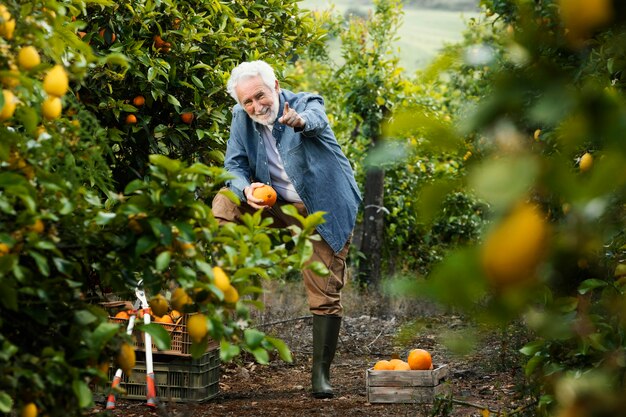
[300,0,478,73]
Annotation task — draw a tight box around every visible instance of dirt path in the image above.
[92,282,533,416]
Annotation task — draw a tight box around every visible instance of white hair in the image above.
[226,60,277,103]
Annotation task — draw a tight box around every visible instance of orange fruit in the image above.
[133,95,145,107]
[153,35,165,48]
[390,359,411,371]
[125,114,137,125]
[20,402,37,417]
[154,314,173,323]
[181,112,194,124]
[373,360,394,370]
[170,310,182,321]
[114,310,130,320]
[252,184,277,207]
[0,242,10,255]
[99,28,116,44]
[407,348,432,370]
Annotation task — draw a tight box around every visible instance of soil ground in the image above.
[91,280,535,417]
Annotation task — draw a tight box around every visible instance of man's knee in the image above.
[211,189,241,223]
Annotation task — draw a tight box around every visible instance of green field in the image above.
[300,0,478,73]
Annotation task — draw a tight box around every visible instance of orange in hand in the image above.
[252,184,277,207]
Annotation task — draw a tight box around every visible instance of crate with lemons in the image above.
[366,348,450,404]
[104,266,238,403]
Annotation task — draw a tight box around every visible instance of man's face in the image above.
[235,75,280,126]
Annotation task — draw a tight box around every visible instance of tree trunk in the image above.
[357,166,385,288]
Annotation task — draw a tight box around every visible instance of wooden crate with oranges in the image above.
[366,348,450,404]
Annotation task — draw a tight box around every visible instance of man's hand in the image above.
[278,103,305,129]
[244,182,270,210]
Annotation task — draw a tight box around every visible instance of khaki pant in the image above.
[211,189,349,316]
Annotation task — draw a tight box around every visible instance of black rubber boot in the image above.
[311,314,341,399]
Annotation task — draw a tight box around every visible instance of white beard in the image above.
[250,93,280,126]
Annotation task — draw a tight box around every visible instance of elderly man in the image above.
[212,60,361,398]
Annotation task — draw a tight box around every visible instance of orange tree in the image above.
[74,0,326,186]
[388,0,626,415]
[0,1,327,416]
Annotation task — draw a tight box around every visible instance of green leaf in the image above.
[124,179,145,194]
[249,347,269,364]
[219,340,240,362]
[155,251,171,271]
[74,309,97,325]
[519,340,544,356]
[265,336,292,363]
[0,282,17,310]
[167,94,182,109]
[91,322,121,351]
[305,261,329,277]
[136,323,171,351]
[149,154,181,172]
[72,379,94,408]
[0,391,13,413]
[28,250,50,276]
[469,155,540,212]
[244,328,265,349]
[134,235,157,256]
[578,279,608,295]
[95,211,116,225]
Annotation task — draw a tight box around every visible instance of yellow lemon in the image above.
[20,402,37,417]
[213,266,230,292]
[481,202,549,289]
[116,343,136,375]
[171,287,192,312]
[148,294,169,318]
[42,96,62,119]
[29,219,45,234]
[1,66,20,88]
[224,285,239,304]
[579,152,593,172]
[187,313,208,343]
[18,46,41,70]
[0,242,9,255]
[0,6,15,40]
[43,65,69,97]
[0,89,16,120]
[559,0,612,45]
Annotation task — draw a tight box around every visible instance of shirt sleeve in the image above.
[297,95,329,138]
[224,112,252,201]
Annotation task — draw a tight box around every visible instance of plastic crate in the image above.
[110,313,217,356]
[107,348,220,403]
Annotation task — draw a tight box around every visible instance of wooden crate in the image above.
[366,364,450,403]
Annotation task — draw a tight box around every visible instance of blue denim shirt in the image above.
[224,89,362,253]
